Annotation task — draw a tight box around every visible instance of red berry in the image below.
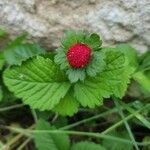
[67,43,92,68]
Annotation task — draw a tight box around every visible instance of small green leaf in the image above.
[85,33,102,50]
[61,31,85,49]
[71,141,106,150]
[34,119,70,150]
[116,44,138,69]
[139,50,150,71]
[66,68,86,83]
[54,48,69,70]
[8,32,28,47]
[53,90,79,116]
[86,51,105,77]
[3,56,71,110]
[4,43,45,65]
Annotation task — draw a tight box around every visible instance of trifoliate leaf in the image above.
[71,141,106,150]
[34,119,70,150]
[85,33,102,50]
[3,56,71,110]
[74,49,133,108]
[53,90,79,116]
[61,31,85,49]
[4,43,45,65]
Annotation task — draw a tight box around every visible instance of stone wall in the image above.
[0,0,150,52]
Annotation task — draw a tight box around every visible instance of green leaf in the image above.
[85,33,102,50]
[34,119,70,150]
[99,48,134,98]
[0,52,5,70]
[102,130,133,150]
[74,49,133,108]
[139,50,150,71]
[71,141,106,150]
[61,31,85,49]
[3,56,71,110]
[54,48,69,70]
[53,90,79,116]
[66,68,86,83]
[74,80,105,108]
[4,43,45,65]
[133,71,150,92]
[116,44,138,69]
[86,51,105,77]
[8,32,28,47]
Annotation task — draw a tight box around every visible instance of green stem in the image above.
[102,104,150,134]
[1,124,35,149]
[114,98,139,150]
[17,138,31,150]
[61,109,116,130]
[61,102,136,130]
[31,109,38,123]
[0,104,24,112]
[5,126,150,146]
[120,101,150,129]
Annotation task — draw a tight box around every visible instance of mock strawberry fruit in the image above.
[54,31,104,82]
[67,43,92,68]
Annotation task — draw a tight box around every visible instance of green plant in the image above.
[0,30,149,150]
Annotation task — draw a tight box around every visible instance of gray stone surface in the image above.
[0,0,150,52]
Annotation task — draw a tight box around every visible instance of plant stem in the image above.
[5,134,23,149]
[61,109,116,130]
[0,104,24,112]
[5,126,150,146]
[1,124,35,149]
[17,138,31,150]
[101,104,150,134]
[60,102,136,130]
[114,98,140,150]
[120,101,150,129]
[31,109,38,123]
[52,113,59,123]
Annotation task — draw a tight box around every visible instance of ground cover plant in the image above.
[0,29,150,150]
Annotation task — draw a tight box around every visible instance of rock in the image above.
[0,0,149,52]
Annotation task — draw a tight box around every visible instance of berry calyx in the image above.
[67,43,92,68]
